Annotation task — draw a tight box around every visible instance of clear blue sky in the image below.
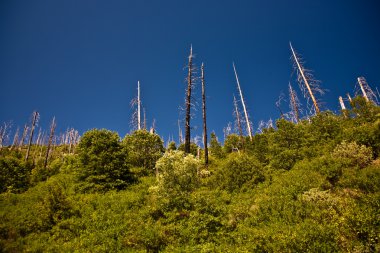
[1,0,379,144]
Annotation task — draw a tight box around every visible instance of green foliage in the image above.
[209,132,224,158]
[177,142,199,157]
[223,134,244,153]
[1,102,380,252]
[0,156,31,193]
[123,129,164,172]
[214,153,265,192]
[154,151,200,210]
[166,141,177,152]
[77,129,133,192]
[333,141,373,168]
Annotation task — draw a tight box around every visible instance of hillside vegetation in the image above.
[1,97,380,252]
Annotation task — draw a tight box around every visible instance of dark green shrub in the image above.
[215,153,264,192]
[77,129,133,192]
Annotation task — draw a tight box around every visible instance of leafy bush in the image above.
[0,156,31,193]
[154,151,200,209]
[333,141,373,168]
[77,129,133,192]
[123,129,164,172]
[215,153,264,192]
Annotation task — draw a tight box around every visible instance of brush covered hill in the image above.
[1,97,380,252]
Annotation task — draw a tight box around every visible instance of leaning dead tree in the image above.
[289,83,301,123]
[19,125,28,149]
[357,77,378,105]
[233,95,243,137]
[25,111,39,161]
[184,45,195,154]
[0,122,12,149]
[339,96,346,110]
[10,127,20,150]
[290,42,323,115]
[201,63,208,165]
[232,63,253,141]
[44,117,56,169]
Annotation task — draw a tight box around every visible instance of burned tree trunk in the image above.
[25,111,39,161]
[201,63,208,165]
[233,63,253,140]
[44,117,56,169]
[184,46,194,154]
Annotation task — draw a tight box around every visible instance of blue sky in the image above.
[1,0,379,144]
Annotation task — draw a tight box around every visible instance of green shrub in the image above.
[0,156,31,193]
[333,141,373,168]
[77,129,133,192]
[215,153,264,192]
[123,129,164,172]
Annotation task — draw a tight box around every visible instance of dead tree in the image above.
[10,127,20,150]
[178,119,183,144]
[201,63,208,165]
[339,96,346,110]
[233,95,243,137]
[44,117,56,169]
[357,77,378,104]
[143,108,147,130]
[25,111,39,161]
[289,83,300,123]
[232,63,253,140]
[347,93,352,103]
[138,81,141,130]
[275,93,285,119]
[0,122,12,149]
[184,45,194,153]
[290,42,323,115]
[19,125,28,149]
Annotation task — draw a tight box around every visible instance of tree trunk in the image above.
[290,42,320,114]
[201,63,208,165]
[25,111,39,161]
[184,46,193,153]
[44,117,56,169]
[233,63,253,140]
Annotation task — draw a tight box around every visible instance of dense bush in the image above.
[77,129,133,192]
[123,129,164,172]
[0,156,31,193]
[215,153,265,192]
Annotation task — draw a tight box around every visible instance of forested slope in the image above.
[1,97,379,252]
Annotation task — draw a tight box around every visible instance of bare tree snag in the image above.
[178,119,183,144]
[138,81,141,130]
[25,111,39,161]
[233,95,243,137]
[44,117,56,169]
[289,83,300,123]
[290,42,321,114]
[201,63,208,165]
[357,77,378,104]
[339,96,346,110]
[184,45,194,153]
[11,127,20,150]
[143,108,147,130]
[19,125,28,149]
[347,93,352,103]
[233,63,253,140]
